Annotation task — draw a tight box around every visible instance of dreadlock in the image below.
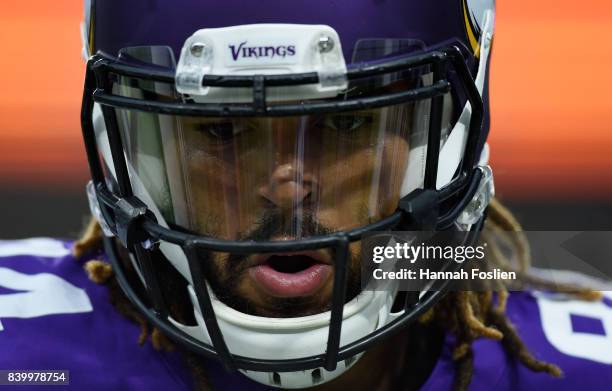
[73,198,601,391]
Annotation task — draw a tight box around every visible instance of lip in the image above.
[247,250,333,298]
[249,263,332,298]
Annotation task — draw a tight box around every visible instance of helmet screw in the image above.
[484,33,492,50]
[318,36,334,53]
[190,42,206,57]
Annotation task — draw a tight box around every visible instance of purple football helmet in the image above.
[80,0,495,387]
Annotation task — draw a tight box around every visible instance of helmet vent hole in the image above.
[271,372,281,386]
[344,356,356,368]
[311,369,322,383]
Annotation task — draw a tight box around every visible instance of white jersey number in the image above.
[537,292,612,364]
[0,267,93,331]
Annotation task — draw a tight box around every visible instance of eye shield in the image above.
[90,34,476,242]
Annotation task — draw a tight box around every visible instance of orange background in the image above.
[1,1,611,201]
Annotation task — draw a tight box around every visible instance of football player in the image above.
[1,0,611,390]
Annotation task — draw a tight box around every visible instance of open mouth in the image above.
[248,251,333,298]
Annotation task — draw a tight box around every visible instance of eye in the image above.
[195,121,242,144]
[199,121,233,138]
[325,114,372,133]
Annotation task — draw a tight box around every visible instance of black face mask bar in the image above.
[80,45,485,373]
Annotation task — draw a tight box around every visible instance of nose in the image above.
[258,163,316,209]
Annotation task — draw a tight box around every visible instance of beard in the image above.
[198,208,363,317]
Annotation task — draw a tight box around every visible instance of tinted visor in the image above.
[107,45,457,241]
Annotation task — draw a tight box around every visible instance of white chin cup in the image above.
[166,281,399,389]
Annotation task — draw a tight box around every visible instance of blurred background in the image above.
[1,0,611,239]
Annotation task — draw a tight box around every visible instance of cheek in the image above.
[187,153,267,238]
[348,241,362,272]
[377,136,410,213]
[315,149,376,229]
[315,136,410,227]
[202,252,231,290]
[187,160,238,237]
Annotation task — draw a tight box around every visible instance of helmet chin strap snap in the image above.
[457,165,494,228]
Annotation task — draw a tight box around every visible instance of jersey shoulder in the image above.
[0,238,192,390]
[421,290,612,391]
[502,290,612,388]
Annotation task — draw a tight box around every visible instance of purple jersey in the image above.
[0,238,194,390]
[422,290,612,390]
[1,239,611,390]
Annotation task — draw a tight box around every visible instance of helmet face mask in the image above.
[81,1,495,387]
